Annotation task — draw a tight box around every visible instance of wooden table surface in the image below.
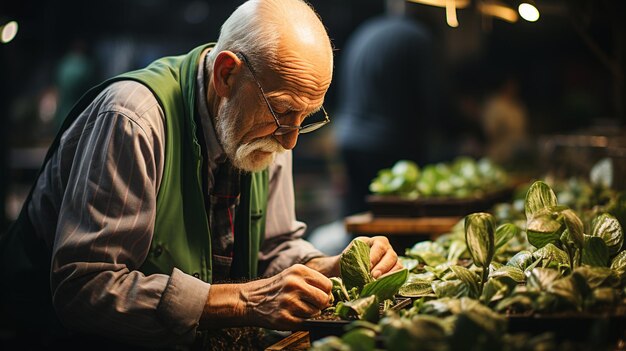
[344,212,461,236]
[265,331,310,351]
[343,212,462,254]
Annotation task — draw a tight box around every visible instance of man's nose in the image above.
[274,131,299,150]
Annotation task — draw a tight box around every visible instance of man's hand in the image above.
[241,264,332,329]
[349,236,402,279]
[200,264,332,330]
[306,236,403,280]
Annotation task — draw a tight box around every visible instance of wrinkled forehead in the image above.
[261,38,332,107]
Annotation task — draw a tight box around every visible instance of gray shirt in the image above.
[26,55,323,347]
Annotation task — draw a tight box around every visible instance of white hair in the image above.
[206,0,327,75]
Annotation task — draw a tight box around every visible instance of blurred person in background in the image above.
[481,76,529,166]
[334,0,440,218]
[309,0,442,255]
[0,0,401,349]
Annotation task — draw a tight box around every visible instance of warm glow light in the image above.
[518,3,540,22]
[407,0,470,9]
[1,21,18,43]
[478,2,518,23]
[445,0,459,27]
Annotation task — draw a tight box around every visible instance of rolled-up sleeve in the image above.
[259,151,325,277]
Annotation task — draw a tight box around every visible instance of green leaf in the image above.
[432,280,470,299]
[398,280,434,297]
[490,261,503,270]
[526,206,566,249]
[532,243,570,267]
[342,328,376,351]
[524,181,557,219]
[412,252,447,267]
[341,328,376,351]
[489,266,526,284]
[361,269,408,301]
[399,257,419,272]
[480,278,510,305]
[392,160,420,183]
[419,298,455,317]
[506,250,534,270]
[582,235,610,267]
[525,181,558,219]
[330,277,350,303]
[380,314,447,350]
[335,295,378,321]
[447,240,467,263]
[424,262,453,279]
[590,287,617,307]
[310,336,346,350]
[591,213,624,255]
[464,213,496,268]
[547,276,586,310]
[610,250,626,274]
[494,295,534,313]
[495,223,520,251]
[406,241,446,257]
[450,265,480,299]
[457,297,508,334]
[362,299,380,322]
[572,266,618,289]
[561,208,584,249]
[340,239,373,291]
[407,271,436,283]
[527,268,561,291]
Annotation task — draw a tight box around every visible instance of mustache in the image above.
[235,137,286,160]
[242,137,286,153]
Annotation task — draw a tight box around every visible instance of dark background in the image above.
[0,0,624,233]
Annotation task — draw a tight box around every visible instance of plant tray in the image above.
[302,298,412,342]
[366,186,514,218]
[506,310,626,343]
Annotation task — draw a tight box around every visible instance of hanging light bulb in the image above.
[445,0,459,27]
[518,2,540,22]
[1,21,19,43]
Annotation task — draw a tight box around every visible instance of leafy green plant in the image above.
[327,239,408,322]
[369,157,509,198]
[465,213,495,295]
[310,180,626,351]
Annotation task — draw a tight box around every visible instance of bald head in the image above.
[209,0,333,82]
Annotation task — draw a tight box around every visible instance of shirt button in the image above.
[193,273,200,278]
[154,245,163,257]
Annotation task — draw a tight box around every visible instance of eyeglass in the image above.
[237,52,330,137]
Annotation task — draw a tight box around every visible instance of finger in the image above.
[371,249,399,279]
[275,310,306,331]
[299,282,333,309]
[300,266,333,293]
[392,262,404,271]
[291,296,324,318]
[368,236,390,269]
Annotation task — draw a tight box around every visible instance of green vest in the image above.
[0,44,268,329]
[113,44,269,282]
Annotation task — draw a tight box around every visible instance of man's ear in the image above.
[212,51,243,98]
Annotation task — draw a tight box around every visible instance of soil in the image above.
[197,327,272,351]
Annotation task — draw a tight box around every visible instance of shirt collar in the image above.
[196,47,227,172]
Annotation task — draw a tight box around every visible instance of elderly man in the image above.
[0,0,401,349]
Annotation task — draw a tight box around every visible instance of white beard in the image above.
[215,97,286,172]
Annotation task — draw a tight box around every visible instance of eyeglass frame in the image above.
[236,52,330,137]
